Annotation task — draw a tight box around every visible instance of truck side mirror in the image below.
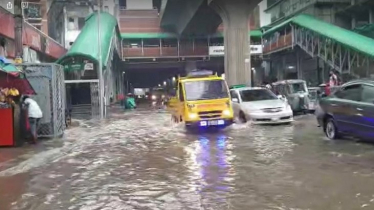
[232,98,239,103]
[169,90,176,96]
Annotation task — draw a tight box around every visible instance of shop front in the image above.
[0,57,36,146]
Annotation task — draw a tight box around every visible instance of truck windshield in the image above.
[184,80,229,101]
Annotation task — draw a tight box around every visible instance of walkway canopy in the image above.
[263,14,374,58]
[56,12,121,71]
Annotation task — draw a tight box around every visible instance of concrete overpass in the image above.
[160,0,261,86]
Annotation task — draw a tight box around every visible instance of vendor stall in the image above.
[0,57,35,146]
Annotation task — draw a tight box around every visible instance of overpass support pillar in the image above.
[210,0,257,86]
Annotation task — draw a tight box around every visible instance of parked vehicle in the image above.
[167,70,234,128]
[316,79,374,140]
[230,86,293,124]
[272,79,310,113]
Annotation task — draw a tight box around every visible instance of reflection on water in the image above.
[185,135,235,209]
[3,110,374,210]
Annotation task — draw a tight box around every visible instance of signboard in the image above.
[64,63,83,72]
[84,63,94,70]
[209,45,263,56]
[209,46,225,56]
[250,45,263,54]
[23,2,42,19]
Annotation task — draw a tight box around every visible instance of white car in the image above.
[230,87,293,124]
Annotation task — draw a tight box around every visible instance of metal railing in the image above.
[20,63,66,138]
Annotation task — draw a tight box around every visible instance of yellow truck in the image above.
[168,70,234,128]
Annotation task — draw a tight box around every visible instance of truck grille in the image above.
[198,111,222,115]
[261,107,283,113]
[198,110,222,119]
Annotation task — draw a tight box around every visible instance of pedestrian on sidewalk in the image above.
[22,95,43,144]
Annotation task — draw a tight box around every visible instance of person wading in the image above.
[23,96,43,143]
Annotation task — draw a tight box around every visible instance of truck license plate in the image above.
[208,120,224,125]
[208,120,219,125]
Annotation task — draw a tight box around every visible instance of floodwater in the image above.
[1,107,374,210]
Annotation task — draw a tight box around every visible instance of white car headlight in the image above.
[284,103,291,110]
[152,95,157,100]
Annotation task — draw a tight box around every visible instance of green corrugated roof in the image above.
[56,12,120,68]
[263,14,374,57]
[121,29,262,39]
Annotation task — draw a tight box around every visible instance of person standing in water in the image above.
[23,96,43,143]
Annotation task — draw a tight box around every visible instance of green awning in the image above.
[56,12,121,70]
[263,14,374,57]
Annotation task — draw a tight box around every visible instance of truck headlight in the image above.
[188,113,198,119]
[222,109,231,116]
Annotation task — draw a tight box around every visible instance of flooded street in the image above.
[2,108,374,210]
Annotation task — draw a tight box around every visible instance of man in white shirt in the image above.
[23,96,43,143]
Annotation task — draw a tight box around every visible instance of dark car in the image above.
[316,79,374,140]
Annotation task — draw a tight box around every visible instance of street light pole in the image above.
[97,0,104,119]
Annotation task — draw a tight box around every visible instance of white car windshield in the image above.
[240,89,278,102]
[184,80,229,101]
[290,83,306,93]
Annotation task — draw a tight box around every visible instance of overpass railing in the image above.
[122,38,262,59]
[263,32,293,55]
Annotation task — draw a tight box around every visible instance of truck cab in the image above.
[168,70,234,128]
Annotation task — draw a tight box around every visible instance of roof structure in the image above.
[56,12,121,70]
[263,14,374,57]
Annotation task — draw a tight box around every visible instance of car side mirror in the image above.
[320,93,327,98]
[277,95,283,99]
[232,98,239,103]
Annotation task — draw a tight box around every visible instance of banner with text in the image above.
[209,45,263,56]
